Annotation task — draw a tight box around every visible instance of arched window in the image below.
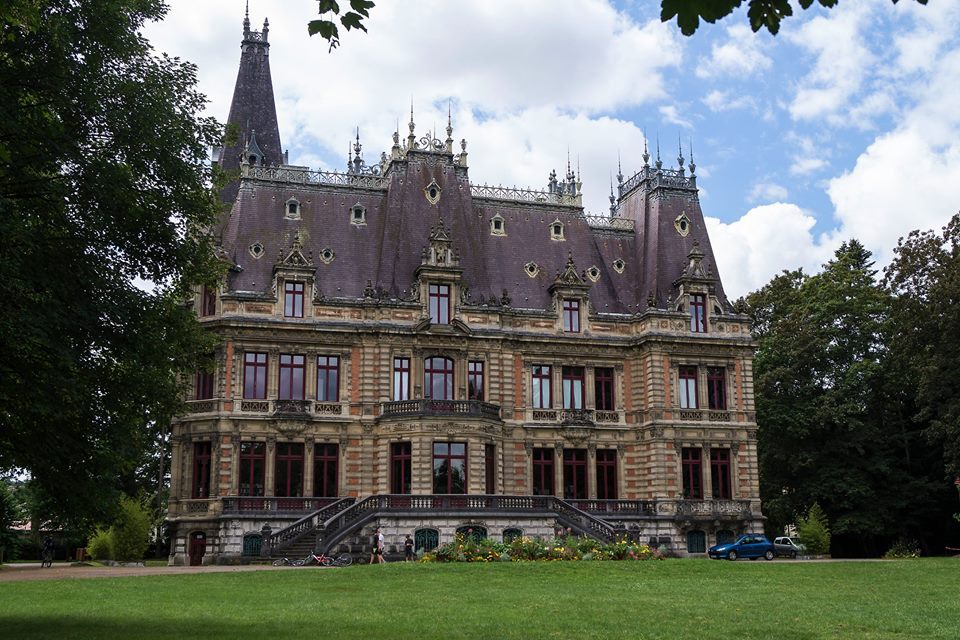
[424,356,454,401]
[242,533,262,557]
[687,530,706,554]
[502,528,523,543]
[414,528,439,552]
[716,529,736,546]
[456,526,487,544]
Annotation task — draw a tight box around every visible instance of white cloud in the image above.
[702,90,755,112]
[706,204,835,299]
[659,104,693,129]
[748,182,788,203]
[786,133,829,176]
[695,24,772,79]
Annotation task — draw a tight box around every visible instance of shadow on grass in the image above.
[0,616,280,640]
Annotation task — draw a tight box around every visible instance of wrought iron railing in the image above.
[246,165,388,189]
[620,166,696,197]
[185,399,217,414]
[380,399,501,420]
[469,183,582,208]
[582,215,634,231]
[560,409,594,424]
[260,497,356,557]
[273,399,311,415]
[566,499,656,516]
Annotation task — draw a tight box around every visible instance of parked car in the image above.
[774,536,805,558]
[708,534,775,561]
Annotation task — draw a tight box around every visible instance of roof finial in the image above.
[609,174,617,214]
[642,131,650,166]
[688,137,696,175]
[677,134,684,169]
[243,0,250,33]
[407,99,416,148]
[655,133,662,170]
[616,151,624,185]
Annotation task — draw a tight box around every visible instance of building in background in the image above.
[167,10,763,565]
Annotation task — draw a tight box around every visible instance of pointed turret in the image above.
[219,9,284,203]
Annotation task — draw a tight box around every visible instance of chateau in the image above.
[166,11,764,565]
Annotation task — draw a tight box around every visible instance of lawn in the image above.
[1,559,956,639]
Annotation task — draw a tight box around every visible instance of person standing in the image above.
[369,528,385,564]
[404,534,414,562]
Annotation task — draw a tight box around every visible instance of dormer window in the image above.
[524,262,540,278]
[490,214,506,236]
[675,212,691,237]
[200,285,217,317]
[424,180,441,205]
[586,266,600,282]
[350,203,366,226]
[429,283,450,324]
[612,258,625,273]
[690,294,706,333]
[285,198,300,219]
[284,281,304,318]
[562,298,580,333]
[550,220,565,241]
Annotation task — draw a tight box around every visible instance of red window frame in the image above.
[314,443,339,497]
[432,441,467,494]
[238,442,265,496]
[484,443,496,494]
[278,354,305,400]
[391,442,412,494]
[596,449,618,500]
[316,355,339,402]
[707,367,726,410]
[682,447,703,499]
[274,442,304,497]
[201,285,216,317]
[468,361,485,401]
[679,366,698,409]
[429,283,450,324]
[532,365,552,409]
[192,441,211,499]
[594,367,614,411]
[424,356,454,401]
[393,357,410,401]
[711,448,731,500]
[562,366,585,409]
[690,294,706,333]
[243,352,268,399]
[562,448,588,499]
[562,299,580,332]
[532,448,554,496]
[284,281,304,318]
[196,369,214,400]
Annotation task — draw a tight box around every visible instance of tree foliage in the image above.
[0,0,221,529]
[308,0,376,51]
[797,502,831,554]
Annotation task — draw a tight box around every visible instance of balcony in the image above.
[667,499,752,519]
[221,496,341,515]
[273,399,311,416]
[380,399,501,421]
[185,399,218,414]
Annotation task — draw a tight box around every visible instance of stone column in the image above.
[587,442,597,499]
[554,442,564,498]
[265,436,276,497]
[303,437,315,497]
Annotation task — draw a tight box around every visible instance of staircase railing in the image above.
[262,497,355,557]
[550,497,626,543]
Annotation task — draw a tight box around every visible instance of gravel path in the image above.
[0,562,294,583]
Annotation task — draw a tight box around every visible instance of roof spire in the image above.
[616,151,624,186]
[655,133,662,170]
[677,133,684,170]
[243,0,250,33]
[609,174,617,215]
[642,131,650,166]
[407,99,416,148]
[688,137,696,175]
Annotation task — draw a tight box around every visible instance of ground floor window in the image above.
[503,528,523,543]
[456,526,487,544]
[242,534,262,557]
[484,443,496,494]
[314,443,338,497]
[238,442,265,497]
[716,529,736,546]
[391,442,412,494]
[563,448,587,499]
[595,449,618,500]
[532,448,554,496]
[687,530,706,554]
[433,442,466,494]
[274,442,304,497]
[414,528,439,552]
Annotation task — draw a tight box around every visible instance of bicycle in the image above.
[302,551,353,567]
[271,556,306,567]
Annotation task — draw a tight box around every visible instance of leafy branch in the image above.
[308,0,375,51]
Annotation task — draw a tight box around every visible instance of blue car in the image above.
[708,534,775,561]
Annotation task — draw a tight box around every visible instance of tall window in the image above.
[393,357,410,401]
[274,443,304,497]
[284,281,304,318]
[316,355,339,402]
[424,356,454,401]
[532,448,554,496]
[682,447,703,499]
[485,443,496,494]
[596,449,618,500]
[563,448,588,499]
[243,352,268,399]
[679,366,698,409]
[238,442,265,496]
[711,449,731,500]
[195,370,214,400]
[429,283,450,324]
[562,299,580,332]
[314,443,338,497]
[468,361,485,401]
[278,354,305,400]
[192,442,211,499]
[562,366,584,409]
[433,442,466,494]
[391,442,412,494]
[594,367,614,411]
[707,367,726,410]
[201,285,216,317]
[532,365,552,409]
[690,294,706,333]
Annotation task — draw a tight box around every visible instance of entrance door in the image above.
[188,532,206,566]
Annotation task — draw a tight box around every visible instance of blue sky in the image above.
[147,0,960,298]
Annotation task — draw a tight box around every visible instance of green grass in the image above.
[1,559,957,639]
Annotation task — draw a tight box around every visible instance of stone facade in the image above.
[166,12,763,565]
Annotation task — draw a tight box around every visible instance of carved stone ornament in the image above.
[559,427,591,446]
[270,420,309,438]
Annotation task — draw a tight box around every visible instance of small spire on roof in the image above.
[617,151,624,185]
[688,137,696,175]
[642,132,650,166]
[609,174,617,215]
[407,100,416,148]
[655,133,662,170]
[243,0,250,33]
[677,134,684,169]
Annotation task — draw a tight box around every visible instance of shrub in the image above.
[87,527,115,561]
[884,538,920,559]
[112,496,152,562]
[797,502,831,555]
[425,532,663,563]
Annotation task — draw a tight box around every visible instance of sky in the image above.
[146,0,960,299]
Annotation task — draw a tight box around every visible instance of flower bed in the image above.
[423,532,665,563]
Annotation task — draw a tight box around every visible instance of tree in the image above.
[0,1,221,529]
[796,502,830,554]
[661,0,928,36]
